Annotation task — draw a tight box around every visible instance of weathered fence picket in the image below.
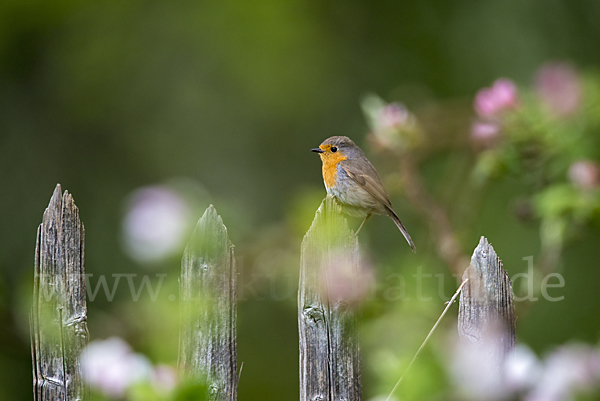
[28,185,518,401]
[458,236,516,366]
[298,196,362,401]
[178,205,238,400]
[31,184,89,401]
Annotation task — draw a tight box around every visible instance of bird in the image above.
[311,135,416,252]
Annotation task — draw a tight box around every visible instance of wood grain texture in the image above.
[179,205,237,401]
[459,236,516,364]
[299,196,361,401]
[31,184,89,401]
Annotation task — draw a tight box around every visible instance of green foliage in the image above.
[472,71,600,253]
[89,381,209,401]
[171,382,208,401]
[2,1,600,400]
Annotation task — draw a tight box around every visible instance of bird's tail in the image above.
[387,208,416,252]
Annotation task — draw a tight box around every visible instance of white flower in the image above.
[123,185,192,263]
[503,345,541,392]
[450,327,512,400]
[81,337,152,398]
[526,344,600,401]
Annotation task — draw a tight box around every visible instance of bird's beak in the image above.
[311,148,325,153]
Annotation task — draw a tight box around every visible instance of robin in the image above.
[311,136,416,252]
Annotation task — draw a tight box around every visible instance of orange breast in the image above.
[321,153,347,188]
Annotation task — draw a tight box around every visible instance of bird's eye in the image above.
[331,146,338,153]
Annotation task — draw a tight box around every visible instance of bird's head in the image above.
[311,136,358,164]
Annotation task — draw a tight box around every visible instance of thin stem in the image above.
[385,278,468,401]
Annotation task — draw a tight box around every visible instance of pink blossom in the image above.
[319,251,373,306]
[568,160,600,190]
[362,95,420,151]
[371,102,416,150]
[535,62,582,117]
[470,121,501,149]
[474,78,519,118]
[152,364,178,393]
[375,103,410,131]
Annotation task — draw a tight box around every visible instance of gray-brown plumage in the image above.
[312,136,416,252]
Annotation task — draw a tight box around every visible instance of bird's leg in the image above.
[355,214,371,235]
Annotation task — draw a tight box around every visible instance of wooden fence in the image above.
[30,185,515,400]
[31,185,88,401]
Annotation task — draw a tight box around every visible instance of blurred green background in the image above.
[2,0,600,400]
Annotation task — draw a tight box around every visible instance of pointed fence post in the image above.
[458,236,516,368]
[179,205,237,400]
[298,196,362,401]
[31,184,89,401]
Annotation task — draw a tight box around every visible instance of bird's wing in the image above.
[341,158,416,251]
[339,158,393,211]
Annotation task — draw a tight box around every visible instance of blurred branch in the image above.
[363,95,471,275]
[400,154,469,275]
